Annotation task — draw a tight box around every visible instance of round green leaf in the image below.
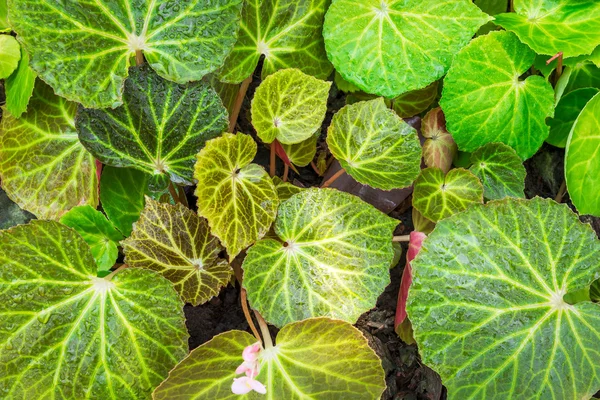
[60,205,124,272]
[0,34,19,79]
[195,133,278,261]
[243,188,397,327]
[474,0,506,35]
[0,0,9,32]
[323,0,490,98]
[0,81,98,220]
[566,91,600,216]
[407,197,600,399]
[469,143,526,200]
[153,318,386,400]
[441,31,555,160]
[280,133,318,167]
[4,48,36,118]
[251,69,331,145]
[77,65,228,185]
[8,0,243,108]
[272,176,304,202]
[561,61,600,94]
[335,71,361,93]
[326,98,422,190]
[422,107,457,174]
[494,0,600,58]
[217,0,333,83]
[391,81,439,118]
[548,88,599,148]
[123,198,232,306]
[0,188,34,230]
[0,220,188,399]
[412,167,483,222]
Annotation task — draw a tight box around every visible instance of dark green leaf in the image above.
[469,143,526,200]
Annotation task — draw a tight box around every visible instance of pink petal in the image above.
[242,342,262,362]
[394,231,427,329]
[235,363,249,375]
[249,379,267,394]
[231,378,252,395]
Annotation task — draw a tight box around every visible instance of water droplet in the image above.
[37,312,51,324]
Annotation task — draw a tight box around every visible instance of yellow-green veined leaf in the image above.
[208,75,241,117]
[0,220,188,399]
[100,166,148,237]
[565,91,600,216]
[0,81,98,220]
[547,88,599,148]
[0,187,34,230]
[407,197,600,399]
[123,198,232,306]
[0,0,8,32]
[412,207,435,235]
[281,132,319,167]
[469,142,526,200]
[251,69,331,145]
[440,31,555,160]
[326,98,422,190]
[8,0,243,108]
[494,0,600,58]
[272,176,304,201]
[412,167,483,222]
[335,71,361,93]
[217,0,333,83]
[591,278,600,302]
[153,318,386,400]
[243,188,397,327]
[559,61,600,95]
[0,34,19,78]
[77,65,228,186]
[421,107,457,174]
[391,81,439,118]
[195,133,278,261]
[60,205,124,273]
[323,0,490,98]
[4,48,36,118]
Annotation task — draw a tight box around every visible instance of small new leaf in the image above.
[422,107,457,174]
[0,34,19,78]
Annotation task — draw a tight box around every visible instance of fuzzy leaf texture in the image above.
[421,107,457,174]
[469,143,526,200]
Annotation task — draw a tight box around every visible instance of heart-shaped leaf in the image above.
[441,31,555,159]
[281,133,319,167]
[469,143,526,200]
[422,107,457,174]
[77,65,228,186]
[494,0,600,58]
[9,0,243,108]
[0,34,19,78]
[4,48,36,118]
[412,167,483,222]
[323,0,490,98]
[123,198,232,306]
[391,81,439,118]
[0,81,98,220]
[251,68,331,145]
[60,205,124,273]
[548,88,599,148]
[153,318,386,400]
[243,188,397,327]
[566,91,600,216]
[0,188,34,230]
[218,0,333,83]
[0,220,188,399]
[195,133,278,261]
[407,197,600,399]
[327,98,422,190]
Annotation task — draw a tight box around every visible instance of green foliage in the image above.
[281,133,319,167]
[0,188,34,229]
[0,0,8,31]
[0,34,19,78]
[272,176,304,201]
[4,48,36,118]
[421,107,457,174]
[474,0,506,35]
[548,88,599,148]
[326,98,422,190]
[251,68,331,145]
[408,197,600,399]
[469,143,526,200]
[323,0,490,98]
[391,81,439,118]
[8,0,243,108]
[560,61,600,95]
[77,65,228,185]
[441,31,555,159]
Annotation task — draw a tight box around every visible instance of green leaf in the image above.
[566,91,600,216]
[77,65,228,185]
[0,81,98,220]
[391,81,439,118]
[100,166,148,237]
[123,198,232,306]
[217,0,333,83]
[412,167,483,222]
[323,0,490,98]
[272,176,304,202]
[195,133,278,261]
[469,143,526,200]
[251,69,331,145]
[591,278,600,302]
[243,188,397,327]
[326,98,422,190]
[407,197,600,399]
[560,61,600,94]
[422,107,457,174]
[0,187,34,230]
[547,88,599,148]
[60,205,124,272]
[4,48,36,118]
[208,75,241,117]
[440,31,555,159]
[280,133,319,167]
[0,220,188,399]
[494,0,600,58]
[0,34,19,78]
[474,0,506,35]
[153,318,386,400]
[8,0,243,108]
[0,0,9,32]
[335,71,361,93]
